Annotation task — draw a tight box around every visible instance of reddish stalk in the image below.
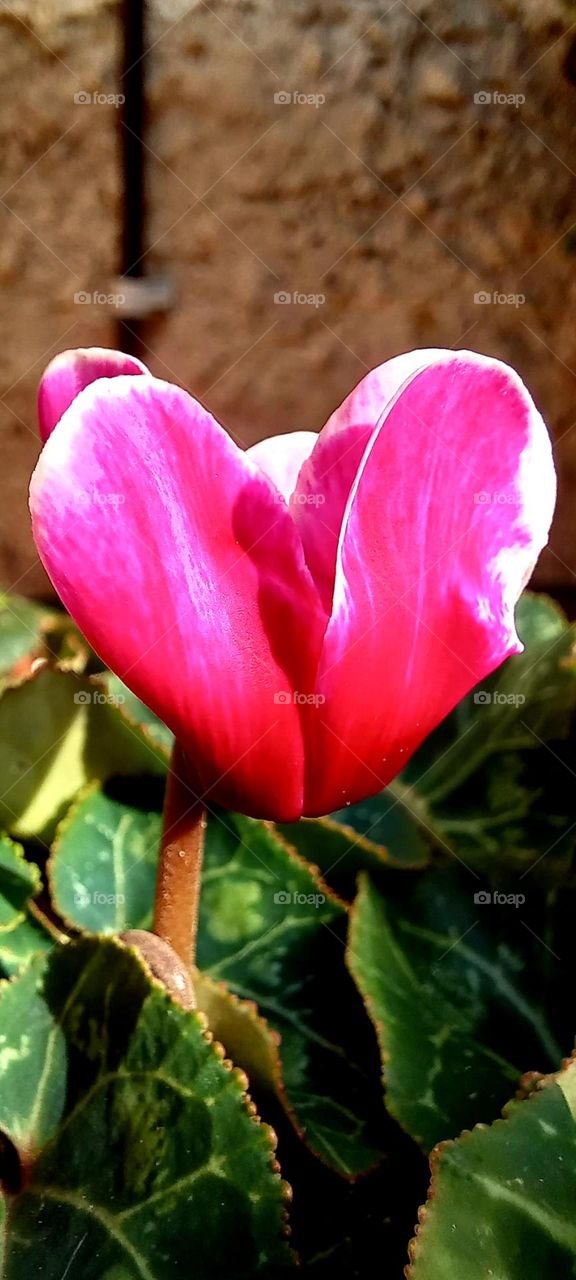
[153,741,206,972]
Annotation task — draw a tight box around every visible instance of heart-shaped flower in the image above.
[30,346,555,820]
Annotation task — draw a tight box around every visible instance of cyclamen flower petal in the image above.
[37,348,148,442]
[30,376,327,820]
[30,347,555,820]
[291,349,452,610]
[302,352,555,813]
[247,432,317,501]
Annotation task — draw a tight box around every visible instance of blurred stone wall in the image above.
[1,0,576,595]
[0,0,120,595]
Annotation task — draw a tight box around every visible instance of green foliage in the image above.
[196,811,387,1176]
[49,784,162,934]
[408,1058,576,1279]
[400,594,576,879]
[0,834,52,975]
[0,666,166,841]
[0,593,53,683]
[0,939,293,1278]
[277,788,429,903]
[53,797,388,1178]
[347,869,568,1150]
[1,589,576,1277]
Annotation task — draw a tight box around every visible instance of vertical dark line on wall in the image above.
[119,0,146,358]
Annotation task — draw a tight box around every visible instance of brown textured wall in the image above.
[0,0,120,595]
[1,0,576,594]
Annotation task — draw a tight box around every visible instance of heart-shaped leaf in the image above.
[408,1056,576,1278]
[0,937,294,1278]
[0,835,53,976]
[49,784,162,934]
[47,793,386,1178]
[411,594,576,784]
[277,783,429,902]
[0,593,57,686]
[101,673,175,754]
[196,812,387,1177]
[0,667,167,841]
[397,594,576,880]
[347,868,571,1150]
[0,594,89,685]
[194,972,279,1095]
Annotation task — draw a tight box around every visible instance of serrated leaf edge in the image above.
[404,1049,576,1278]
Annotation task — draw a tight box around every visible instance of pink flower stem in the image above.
[153,741,206,972]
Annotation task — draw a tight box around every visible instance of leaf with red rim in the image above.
[0,937,294,1278]
[408,1056,576,1279]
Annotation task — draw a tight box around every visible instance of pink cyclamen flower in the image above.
[30,346,555,821]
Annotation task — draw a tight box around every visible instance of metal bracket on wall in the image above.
[112,275,175,320]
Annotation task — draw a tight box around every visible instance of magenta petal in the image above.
[304,353,556,815]
[248,431,317,501]
[37,348,149,442]
[320,349,451,438]
[292,350,452,609]
[30,376,327,820]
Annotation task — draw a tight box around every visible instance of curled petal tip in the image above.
[37,347,149,442]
